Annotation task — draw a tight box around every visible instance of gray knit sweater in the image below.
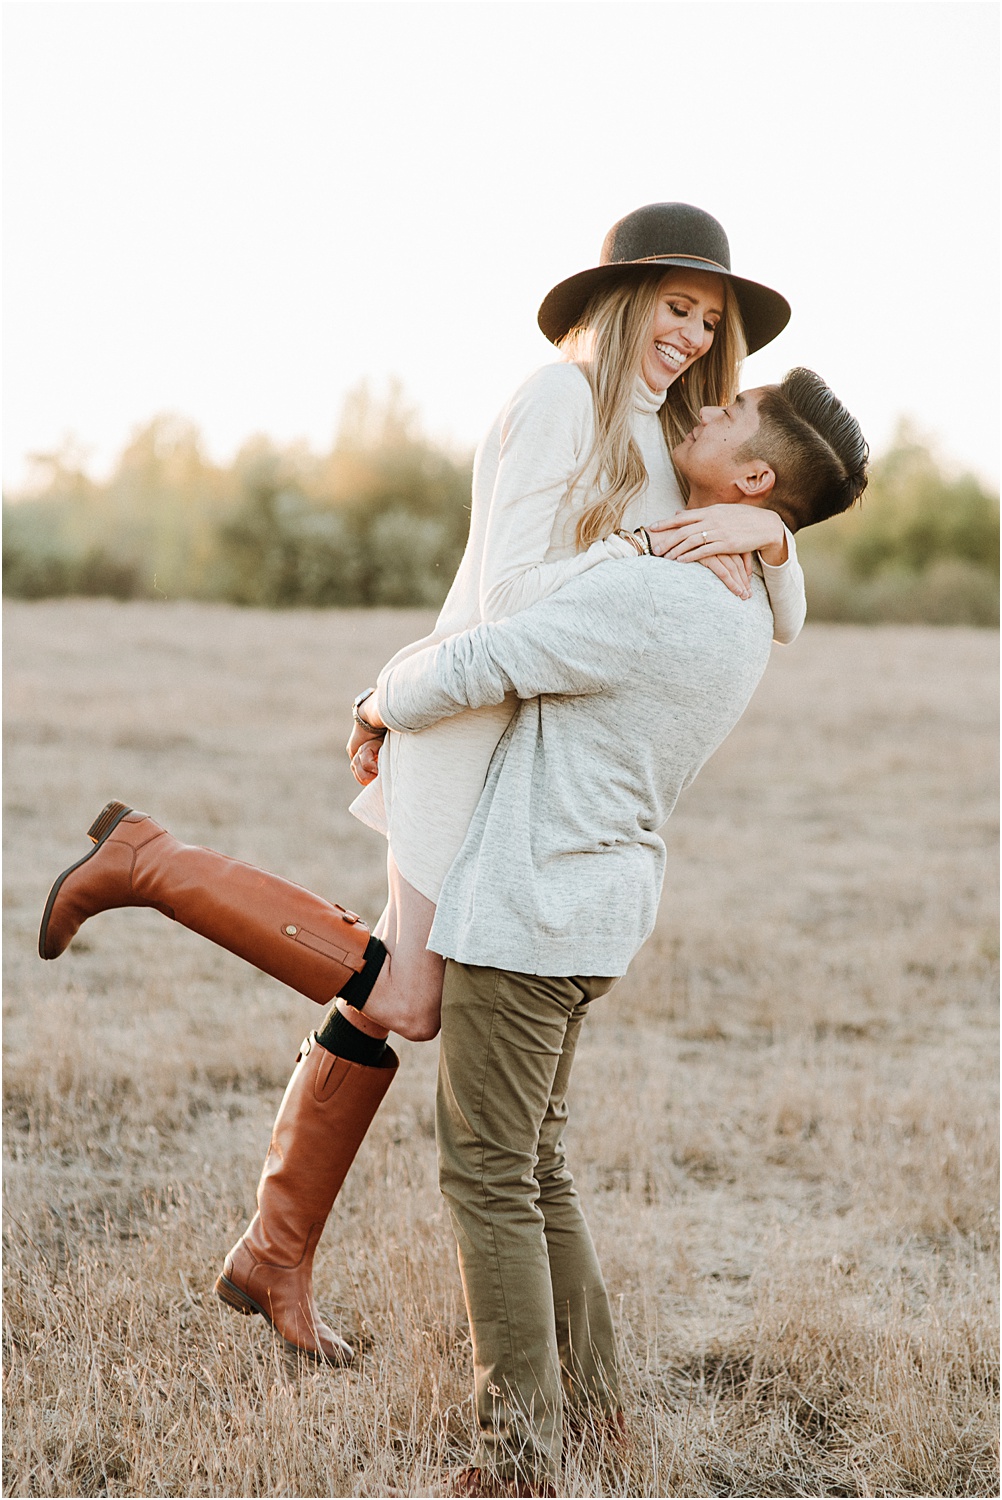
[378,557,774,976]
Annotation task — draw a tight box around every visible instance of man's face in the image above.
[673,388,769,501]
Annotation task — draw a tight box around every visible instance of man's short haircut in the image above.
[745,368,869,530]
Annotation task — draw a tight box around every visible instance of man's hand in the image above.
[350,737,382,786]
[347,719,383,762]
[649,505,789,567]
[346,689,388,785]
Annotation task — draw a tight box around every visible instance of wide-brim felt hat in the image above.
[538,202,790,356]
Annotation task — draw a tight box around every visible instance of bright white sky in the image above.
[3,1,999,493]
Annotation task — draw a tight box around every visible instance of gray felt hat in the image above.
[538,202,791,355]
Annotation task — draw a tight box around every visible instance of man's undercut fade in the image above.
[745,368,869,530]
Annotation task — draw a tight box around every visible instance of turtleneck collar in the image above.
[633,375,668,415]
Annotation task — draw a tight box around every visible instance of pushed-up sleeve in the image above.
[761,525,807,645]
[378,562,654,733]
[478,365,636,622]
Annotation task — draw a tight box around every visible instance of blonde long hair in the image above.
[560,271,747,547]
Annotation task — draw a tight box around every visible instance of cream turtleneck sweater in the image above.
[352,361,806,901]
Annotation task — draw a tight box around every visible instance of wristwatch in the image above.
[352,688,386,736]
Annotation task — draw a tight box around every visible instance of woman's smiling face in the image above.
[641,269,725,393]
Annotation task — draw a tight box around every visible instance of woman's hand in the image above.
[696,551,754,600]
[350,738,382,786]
[648,505,789,567]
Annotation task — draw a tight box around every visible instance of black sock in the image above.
[315,1006,387,1066]
[339,935,388,1011]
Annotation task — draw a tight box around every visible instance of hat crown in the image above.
[600,202,731,271]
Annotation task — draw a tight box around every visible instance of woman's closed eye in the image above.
[668,300,718,335]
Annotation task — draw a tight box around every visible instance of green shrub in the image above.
[802,555,999,626]
[212,394,472,607]
[797,422,998,624]
[2,534,147,602]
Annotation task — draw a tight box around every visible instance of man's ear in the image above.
[735,462,775,502]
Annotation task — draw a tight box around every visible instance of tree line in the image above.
[3,385,998,625]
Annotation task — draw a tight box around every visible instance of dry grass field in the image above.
[3,600,998,1499]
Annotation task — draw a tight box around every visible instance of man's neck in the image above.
[685,482,737,510]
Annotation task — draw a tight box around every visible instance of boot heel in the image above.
[214,1274,260,1318]
[38,800,138,960]
[86,801,133,845]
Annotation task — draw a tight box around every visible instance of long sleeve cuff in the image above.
[375,671,425,733]
[759,525,807,645]
[759,524,797,576]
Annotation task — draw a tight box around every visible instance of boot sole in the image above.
[213,1274,353,1368]
[38,800,135,960]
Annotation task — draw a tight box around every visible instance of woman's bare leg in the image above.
[340,852,444,1043]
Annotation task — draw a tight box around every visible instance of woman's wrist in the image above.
[758,517,789,568]
[613,528,653,557]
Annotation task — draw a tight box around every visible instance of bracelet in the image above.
[633,527,654,555]
[614,529,645,556]
[352,688,387,736]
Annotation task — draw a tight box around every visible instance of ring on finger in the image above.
[701,531,709,542]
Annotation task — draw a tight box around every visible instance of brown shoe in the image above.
[39,801,371,1004]
[215,1031,397,1365]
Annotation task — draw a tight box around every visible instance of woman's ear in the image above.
[735,462,776,502]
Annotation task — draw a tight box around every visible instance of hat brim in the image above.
[537,257,791,356]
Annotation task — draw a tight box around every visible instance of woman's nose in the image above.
[677,316,700,353]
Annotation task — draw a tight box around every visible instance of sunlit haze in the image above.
[3,1,999,492]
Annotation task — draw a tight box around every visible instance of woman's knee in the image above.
[363,945,443,1040]
[396,1006,441,1043]
[384,982,441,1041]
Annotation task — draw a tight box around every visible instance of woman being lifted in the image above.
[39,202,802,1366]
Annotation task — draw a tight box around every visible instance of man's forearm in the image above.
[376,630,516,732]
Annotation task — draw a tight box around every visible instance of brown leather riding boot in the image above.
[216,1030,398,1364]
[38,801,372,1004]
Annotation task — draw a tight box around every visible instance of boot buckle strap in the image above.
[282,923,365,973]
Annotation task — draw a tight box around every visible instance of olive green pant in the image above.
[436,961,621,1484]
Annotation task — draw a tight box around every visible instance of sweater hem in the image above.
[428,934,635,978]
